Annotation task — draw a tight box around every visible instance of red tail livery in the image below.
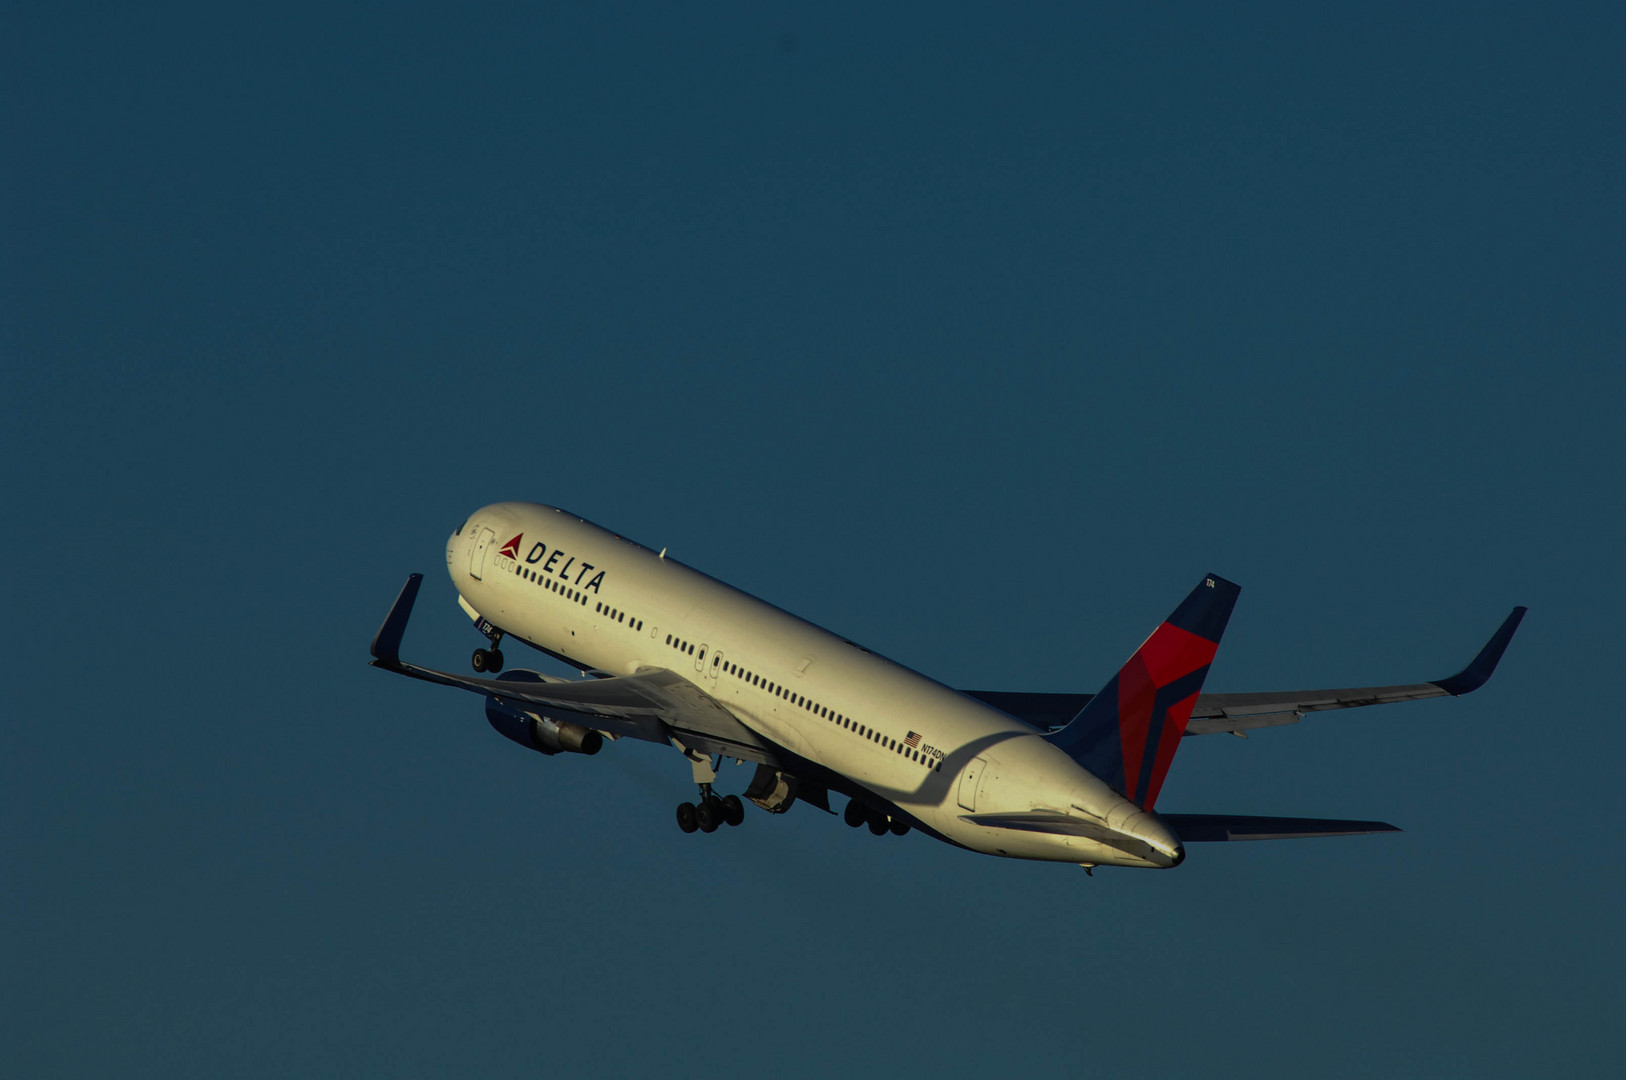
[1044,574,1240,810]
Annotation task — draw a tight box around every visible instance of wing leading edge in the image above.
[964,606,1526,737]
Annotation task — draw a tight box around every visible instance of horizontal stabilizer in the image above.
[1160,814,1401,842]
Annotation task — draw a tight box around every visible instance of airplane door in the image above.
[694,643,708,674]
[958,756,988,812]
[469,528,496,580]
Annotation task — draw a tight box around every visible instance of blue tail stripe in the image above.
[1133,664,1211,801]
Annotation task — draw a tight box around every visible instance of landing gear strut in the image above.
[471,627,505,673]
[676,784,745,835]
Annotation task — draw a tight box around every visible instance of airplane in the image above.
[369,501,1526,871]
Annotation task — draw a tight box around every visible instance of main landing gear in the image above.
[471,627,505,673]
[844,798,909,837]
[676,785,745,835]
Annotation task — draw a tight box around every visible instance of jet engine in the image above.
[484,670,603,756]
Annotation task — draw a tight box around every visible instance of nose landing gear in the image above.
[471,626,505,673]
[675,785,745,835]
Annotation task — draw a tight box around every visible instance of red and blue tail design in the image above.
[1045,574,1240,811]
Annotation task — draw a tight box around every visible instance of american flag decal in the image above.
[905,731,921,748]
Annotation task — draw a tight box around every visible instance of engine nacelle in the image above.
[743,764,798,813]
[484,671,603,756]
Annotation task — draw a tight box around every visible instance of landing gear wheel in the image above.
[889,819,910,836]
[844,800,868,828]
[868,815,890,836]
[695,798,721,833]
[721,794,744,827]
[473,625,505,673]
[676,803,698,834]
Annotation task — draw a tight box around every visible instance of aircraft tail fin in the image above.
[1044,574,1240,810]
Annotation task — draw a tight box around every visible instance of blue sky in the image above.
[4,3,1623,1076]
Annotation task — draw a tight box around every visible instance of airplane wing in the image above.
[369,574,785,766]
[963,606,1526,737]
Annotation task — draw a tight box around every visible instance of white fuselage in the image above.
[448,502,1182,868]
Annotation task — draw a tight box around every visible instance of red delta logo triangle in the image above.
[498,533,523,559]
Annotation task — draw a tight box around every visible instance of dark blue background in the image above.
[5,3,1622,1075]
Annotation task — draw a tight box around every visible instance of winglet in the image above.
[370,573,424,665]
[1431,606,1527,696]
